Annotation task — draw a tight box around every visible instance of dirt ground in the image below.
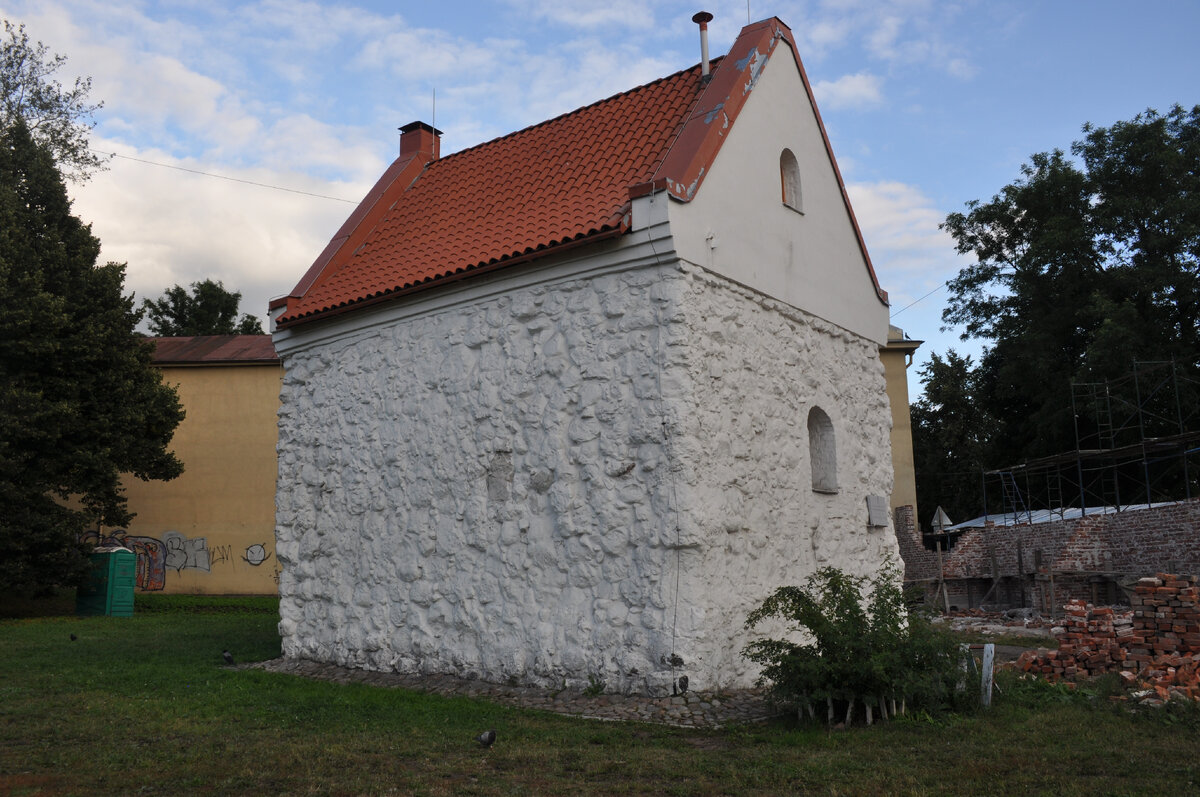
[936,609,1059,661]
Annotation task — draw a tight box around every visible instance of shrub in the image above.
[743,565,967,725]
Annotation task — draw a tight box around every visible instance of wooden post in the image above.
[978,538,1001,607]
[1049,570,1057,619]
[1016,539,1026,608]
[935,538,950,612]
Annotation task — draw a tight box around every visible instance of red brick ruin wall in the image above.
[894,505,938,582]
[902,500,1200,601]
[1100,501,1200,574]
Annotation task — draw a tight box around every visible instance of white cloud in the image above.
[844,179,965,303]
[813,72,884,110]
[945,57,976,80]
[772,0,976,79]
[806,18,854,53]
[256,114,381,177]
[237,0,379,53]
[426,35,681,150]
[356,26,506,83]
[503,0,655,30]
[861,2,975,78]
[70,139,372,327]
[514,41,681,124]
[845,178,979,388]
[867,15,905,57]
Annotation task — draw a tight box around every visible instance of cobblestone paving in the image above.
[251,658,782,729]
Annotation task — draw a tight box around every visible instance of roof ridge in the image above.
[432,58,720,166]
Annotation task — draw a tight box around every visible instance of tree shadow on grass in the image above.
[0,589,76,619]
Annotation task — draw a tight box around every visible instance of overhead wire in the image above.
[890,279,948,319]
[90,149,358,204]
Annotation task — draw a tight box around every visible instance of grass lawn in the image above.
[1,594,1198,796]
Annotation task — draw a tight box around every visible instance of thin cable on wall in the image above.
[91,149,358,204]
[645,225,686,693]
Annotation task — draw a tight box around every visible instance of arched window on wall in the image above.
[808,406,837,493]
[780,148,802,213]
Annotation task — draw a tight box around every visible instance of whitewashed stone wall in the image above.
[274,260,897,694]
[665,265,899,690]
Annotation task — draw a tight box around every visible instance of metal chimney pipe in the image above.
[693,11,713,82]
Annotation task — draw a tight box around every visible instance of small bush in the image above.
[583,674,606,697]
[743,565,968,725]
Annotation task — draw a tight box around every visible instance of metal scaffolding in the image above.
[981,359,1200,522]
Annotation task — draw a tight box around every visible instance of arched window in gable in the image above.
[780,148,802,213]
[808,406,837,493]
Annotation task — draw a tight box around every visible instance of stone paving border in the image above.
[251,658,782,729]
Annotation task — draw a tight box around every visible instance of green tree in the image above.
[941,150,1106,464]
[940,105,1200,467]
[142,279,264,336]
[910,350,992,527]
[1078,106,1200,364]
[0,119,183,595]
[1,20,105,181]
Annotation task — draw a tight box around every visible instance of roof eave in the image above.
[274,223,629,331]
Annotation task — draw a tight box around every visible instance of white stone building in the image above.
[270,17,900,695]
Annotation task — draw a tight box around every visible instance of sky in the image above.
[3,0,1199,398]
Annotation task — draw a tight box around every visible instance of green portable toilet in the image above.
[76,545,136,617]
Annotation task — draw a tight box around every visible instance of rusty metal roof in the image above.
[147,335,278,365]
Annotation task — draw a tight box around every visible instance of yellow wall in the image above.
[881,332,919,517]
[106,363,282,594]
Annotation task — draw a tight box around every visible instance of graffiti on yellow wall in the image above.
[80,530,270,591]
[163,530,209,573]
[243,543,271,566]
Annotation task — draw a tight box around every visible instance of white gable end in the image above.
[667,43,888,344]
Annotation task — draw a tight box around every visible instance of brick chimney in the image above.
[399,121,442,162]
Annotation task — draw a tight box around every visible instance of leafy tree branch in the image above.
[0,20,106,181]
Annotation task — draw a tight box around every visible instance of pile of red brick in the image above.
[1128,573,1200,655]
[1010,573,1200,703]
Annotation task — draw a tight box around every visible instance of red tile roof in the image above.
[274,17,886,328]
[147,335,279,365]
[275,65,706,327]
